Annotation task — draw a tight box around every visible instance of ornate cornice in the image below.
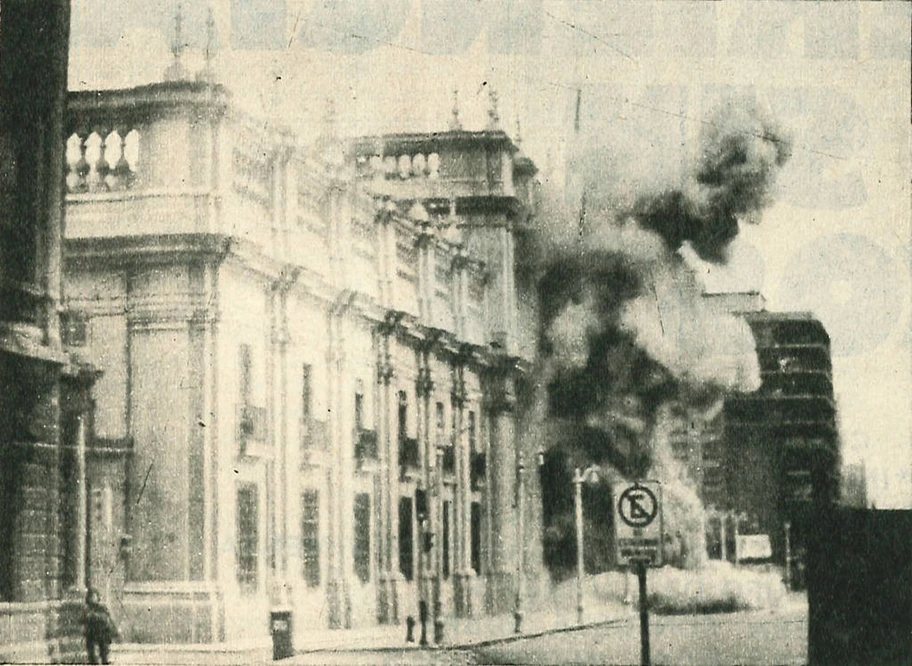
[64,233,231,270]
[67,81,232,132]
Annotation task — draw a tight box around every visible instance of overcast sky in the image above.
[68,1,912,508]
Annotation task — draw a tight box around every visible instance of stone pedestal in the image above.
[484,571,516,615]
[325,579,347,629]
[453,570,474,617]
[377,572,401,625]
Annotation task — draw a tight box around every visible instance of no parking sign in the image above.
[614,481,663,567]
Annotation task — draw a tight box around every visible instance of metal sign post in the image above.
[614,481,663,666]
[636,559,650,666]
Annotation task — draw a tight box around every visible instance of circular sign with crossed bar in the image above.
[618,484,659,528]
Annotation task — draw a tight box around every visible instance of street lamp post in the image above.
[733,512,747,566]
[784,521,792,590]
[573,466,599,625]
[514,460,525,633]
[573,468,584,624]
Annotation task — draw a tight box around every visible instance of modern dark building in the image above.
[703,293,839,575]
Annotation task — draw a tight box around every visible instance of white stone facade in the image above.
[63,81,544,647]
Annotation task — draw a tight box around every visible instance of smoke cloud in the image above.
[534,98,791,569]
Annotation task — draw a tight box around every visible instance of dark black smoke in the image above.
[533,101,792,575]
[632,112,792,262]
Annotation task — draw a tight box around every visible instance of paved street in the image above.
[286,604,806,666]
[474,610,806,666]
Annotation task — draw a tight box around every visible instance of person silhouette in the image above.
[85,588,118,664]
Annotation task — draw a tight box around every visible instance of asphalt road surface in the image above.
[289,608,805,665]
[473,610,807,666]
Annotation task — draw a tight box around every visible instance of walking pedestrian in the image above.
[85,588,118,664]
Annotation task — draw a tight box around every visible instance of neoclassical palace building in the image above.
[62,78,545,651]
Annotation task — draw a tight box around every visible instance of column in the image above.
[414,350,433,630]
[325,313,347,628]
[376,328,399,623]
[275,285,291,606]
[451,363,471,616]
[416,224,434,326]
[201,261,219,641]
[75,414,88,591]
[484,364,517,614]
[500,221,517,355]
[386,343,402,620]
[266,284,281,604]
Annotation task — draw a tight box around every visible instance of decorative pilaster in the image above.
[414,219,435,326]
[325,302,351,628]
[450,362,473,616]
[269,274,295,609]
[376,319,400,624]
[413,350,433,638]
[483,360,518,615]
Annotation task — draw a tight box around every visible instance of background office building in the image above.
[701,293,839,577]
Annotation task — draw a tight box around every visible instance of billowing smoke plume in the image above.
[535,99,791,571]
[632,103,792,263]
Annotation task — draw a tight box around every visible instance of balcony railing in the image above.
[238,404,268,456]
[355,429,378,463]
[302,418,329,451]
[399,436,419,471]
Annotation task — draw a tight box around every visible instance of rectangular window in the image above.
[353,493,371,583]
[471,501,482,574]
[301,363,312,448]
[398,497,413,581]
[238,344,266,452]
[236,484,259,589]
[435,401,445,442]
[60,311,88,347]
[354,392,364,432]
[397,391,408,443]
[301,489,320,587]
[239,344,252,403]
[442,500,451,579]
[468,411,477,452]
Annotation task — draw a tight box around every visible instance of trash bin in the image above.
[270,610,293,660]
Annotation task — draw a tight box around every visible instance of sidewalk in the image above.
[295,600,634,654]
[111,601,634,664]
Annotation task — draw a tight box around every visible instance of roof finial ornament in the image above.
[164,2,187,81]
[197,7,218,83]
[449,89,462,131]
[318,96,346,166]
[201,7,217,81]
[487,89,500,130]
[515,117,522,147]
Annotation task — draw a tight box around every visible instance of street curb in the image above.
[452,616,630,651]
[293,615,631,656]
